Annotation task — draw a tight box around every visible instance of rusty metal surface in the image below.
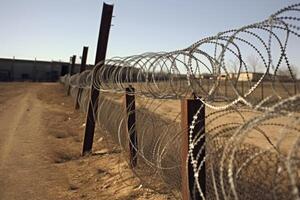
[61,3,300,199]
[67,55,76,96]
[182,98,205,200]
[125,86,138,168]
[75,47,89,110]
[82,3,114,155]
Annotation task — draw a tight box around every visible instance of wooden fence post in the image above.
[181,97,205,200]
[75,46,89,110]
[82,3,114,155]
[125,86,137,167]
[67,55,76,96]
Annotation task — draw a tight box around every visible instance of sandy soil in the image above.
[102,90,298,154]
[0,83,172,200]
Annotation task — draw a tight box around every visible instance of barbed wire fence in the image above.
[60,3,300,200]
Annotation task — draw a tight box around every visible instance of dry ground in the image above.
[102,89,298,154]
[0,82,172,200]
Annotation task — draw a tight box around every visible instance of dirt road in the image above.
[0,83,171,200]
[0,84,68,199]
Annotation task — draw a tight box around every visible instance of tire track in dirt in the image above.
[0,85,68,200]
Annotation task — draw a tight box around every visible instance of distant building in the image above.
[236,72,292,82]
[198,73,215,79]
[218,72,293,82]
[0,57,90,82]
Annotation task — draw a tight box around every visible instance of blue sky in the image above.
[0,0,299,64]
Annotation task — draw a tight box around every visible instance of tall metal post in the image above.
[67,55,76,96]
[241,80,244,96]
[80,46,89,73]
[225,77,228,97]
[294,81,297,95]
[207,79,210,93]
[70,55,76,75]
[82,3,114,155]
[261,81,264,100]
[75,46,89,110]
[125,86,137,168]
[181,97,205,200]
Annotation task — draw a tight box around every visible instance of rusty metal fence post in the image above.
[225,78,228,97]
[125,86,138,168]
[207,79,210,93]
[261,81,264,100]
[82,3,114,155]
[181,97,205,200]
[241,80,244,96]
[67,55,76,96]
[294,81,297,95]
[75,46,89,110]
